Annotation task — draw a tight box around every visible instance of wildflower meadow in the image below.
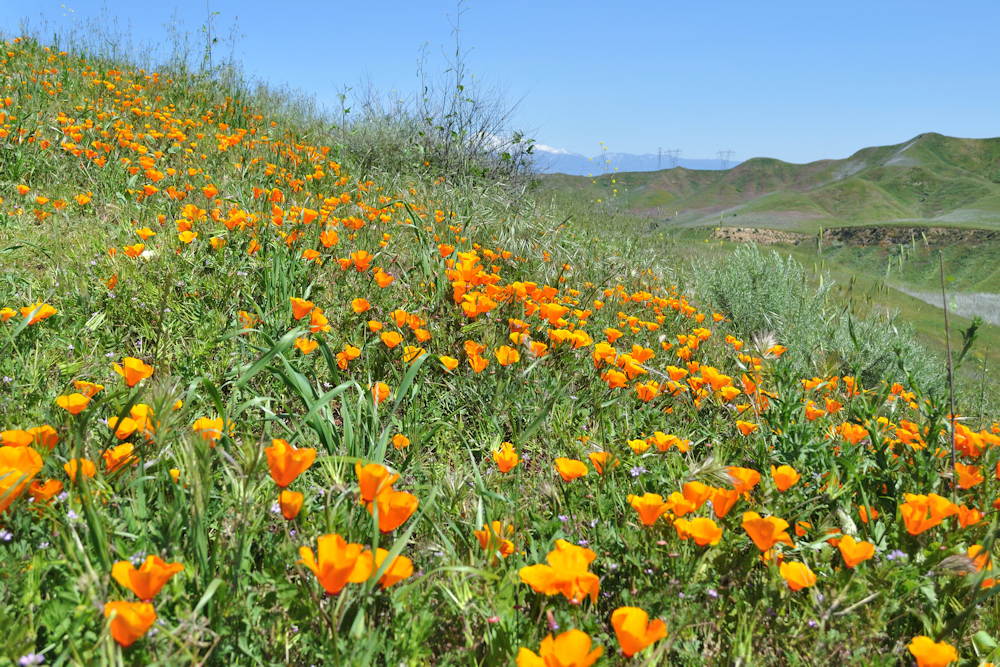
[0,35,998,666]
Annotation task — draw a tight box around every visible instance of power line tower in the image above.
[717,150,735,169]
[657,147,662,170]
[666,149,681,168]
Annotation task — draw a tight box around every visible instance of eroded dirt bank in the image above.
[712,225,1000,247]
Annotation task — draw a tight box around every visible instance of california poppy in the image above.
[290,297,315,320]
[64,457,97,482]
[112,357,154,387]
[837,535,875,568]
[103,443,136,472]
[611,606,667,657]
[373,548,414,588]
[770,465,800,491]
[555,458,588,482]
[264,439,317,487]
[55,392,91,415]
[900,493,958,535]
[741,512,793,551]
[298,533,373,595]
[112,555,183,600]
[493,442,519,473]
[369,488,419,532]
[673,517,723,546]
[474,521,515,558]
[516,630,602,667]
[279,490,304,520]
[103,601,156,647]
[779,561,816,591]
[355,463,400,503]
[0,445,43,512]
[628,493,668,526]
[519,540,599,604]
[907,636,958,667]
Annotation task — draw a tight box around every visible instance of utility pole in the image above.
[717,150,735,169]
[658,147,662,170]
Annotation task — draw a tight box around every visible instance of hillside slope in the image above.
[541,133,1000,232]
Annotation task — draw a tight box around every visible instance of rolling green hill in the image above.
[540,133,1000,233]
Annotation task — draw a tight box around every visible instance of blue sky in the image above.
[3,0,998,163]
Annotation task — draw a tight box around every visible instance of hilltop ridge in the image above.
[541,133,1000,232]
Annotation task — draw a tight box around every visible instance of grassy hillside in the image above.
[2,36,1000,667]
[540,133,1000,233]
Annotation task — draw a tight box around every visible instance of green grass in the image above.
[2,35,1000,667]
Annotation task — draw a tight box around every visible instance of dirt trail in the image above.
[712,225,1000,247]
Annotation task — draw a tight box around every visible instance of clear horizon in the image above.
[2,0,998,164]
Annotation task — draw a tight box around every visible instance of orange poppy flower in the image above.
[674,517,723,546]
[290,297,315,320]
[516,630,603,667]
[373,548,414,588]
[112,357,154,387]
[55,392,91,415]
[907,636,958,667]
[664,491,697,517]
[709,487,740,518]
[356,462,400,503]
[351,298,371,314]
[741,511,794,551]
[493,442,519,473]
[467,354,489,373]
[391,433,410,450]
[20,302,57,324]
[519,539,600,604]
[587,451,616,474]
[779,561,816,591]
[555,458,588,482]
[727,466,761,494]
[64,457,97,482]
[0,445,43,512]
[900,493,958,535]
[309,308,331,333]
[611,606,667,657]
[837,535,875,568]
[103,443,136,472]
[294,337,319,354]
[957,505,983,528]
[264,438,317,488]
[955,462,983,489]
[28,479,63,504]
[438,355,459,371]
[681,481,713,509]
[495,345,520,366]
[838,422,869,445]
[279,490,304,519]
[73,380,105,397]
[191,416,226,445]
[770,465,800,491]
[474,521,515,558]
[112,555,184,600]
[628,493,668,526]
[298,533,374,595]
[371,382,391,404]
[369,488,419,532]
[380,331,403,348]
[735,420,759,436]
[104,601,156,647]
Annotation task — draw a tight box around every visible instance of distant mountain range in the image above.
[539,133,1000,233]
[531,145,737,175]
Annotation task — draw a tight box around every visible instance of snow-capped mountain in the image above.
[531,145,738,175]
